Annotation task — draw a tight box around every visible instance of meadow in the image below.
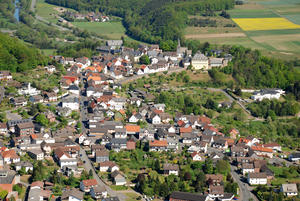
[71,21,126,40]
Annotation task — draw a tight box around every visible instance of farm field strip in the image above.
[232,17,300,31]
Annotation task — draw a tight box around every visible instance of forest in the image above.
[0,33,47,72]
[45,0,235,43]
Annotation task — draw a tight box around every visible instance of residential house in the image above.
[61,189,84,201]
[169,192,208,201]
[149,140,167,151]
[288,152,300,162]
[205,174,223,186]
[99,161,119,172]
[95,150,109,163]
[90,186,107,199]
[54,148,77,168]
[0,123,7,135]
[250,146,273,158]
[15,121,34,136]
[10,97,27,107]
[68,85,80,95]
[0,170,19,193]
[28,148,44,160]
[280,184,298,197]
[208,185,224,199]
[126,139,136,150]
[1,150,20,164]
[114,128,127,139]
[62,96,79,110]
[111,171,126,186]
[80,179,98,192]
[191,152,204,161]
[128,113,143,123]
[163,163,179,176]
[263,143,282,152]
[125,124,140,135]
[248,173,267,185]
[15,161,33,172]
[242,163,255,175]
[151,113,161,125]
[110,138,127,152]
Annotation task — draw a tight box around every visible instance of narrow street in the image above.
[230,165,258,201]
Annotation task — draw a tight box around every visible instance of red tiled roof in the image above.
[199,116,211,124]
[179,127,192,133]
[149,140,167,147]
[1,149,19,159]
[82,179,98,187]
[251,146,273,153]
[125,125,140,133]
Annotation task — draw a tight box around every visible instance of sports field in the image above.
[184,0,300,59]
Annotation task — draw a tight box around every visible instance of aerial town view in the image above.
[0,0,300,200]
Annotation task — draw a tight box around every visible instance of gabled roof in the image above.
[125,124,140,133]
[251,146,273,153]
[82,179,98,187]
[149,140,167,147]
[169,192,208,201]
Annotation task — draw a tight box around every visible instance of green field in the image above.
[71,21,126,39]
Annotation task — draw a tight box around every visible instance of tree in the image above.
[203,158,214,174]
[216,160,230,175]
[35,113,49,127]
[139,55,150,65]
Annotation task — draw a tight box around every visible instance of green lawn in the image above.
[71,21,126,39]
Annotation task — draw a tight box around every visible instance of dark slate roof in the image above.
[169,192,208,201]
[111,138,127,145]
[69,85,79,90]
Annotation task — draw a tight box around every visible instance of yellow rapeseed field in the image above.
[232,17,300,31]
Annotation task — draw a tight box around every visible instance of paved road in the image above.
[230,165,258,201]
[116,67,186,84]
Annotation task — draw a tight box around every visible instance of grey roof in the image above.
[0,170,15,184]
[111,138,127,145]
[281,184,298,193]
[62,96,79,103]
[61,189,84,200]
[193,52,208,61]
[170,192,207,201]
[7,119,31,127]
[92,185,106,193]
[28,188,41,201]
[106,40,123,46]
[68,85,79,90]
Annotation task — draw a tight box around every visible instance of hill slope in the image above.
[0,33,47,72]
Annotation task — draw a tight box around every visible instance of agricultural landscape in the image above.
[185,0,300,60]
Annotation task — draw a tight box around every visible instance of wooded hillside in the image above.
[0,33,47,72]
